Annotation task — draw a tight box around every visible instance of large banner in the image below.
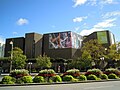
[97,32,108,44]
[49,31,82,49]
[49,32,72,49]
[71,32,82,49]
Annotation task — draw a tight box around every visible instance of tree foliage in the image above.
[107,44,120,61]
[36,54,52,69]
[12,47,27,69]
[81,39,106,61]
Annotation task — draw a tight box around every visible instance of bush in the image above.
[108,73,119,79]
[104,68,120,77]
[1,76,16,84]
[33,76,45,83]
[78,75,87,81]
[87,74,98,80]
[85,69,103,77]
[20,76,33,83]
[49,75,62,82]
[100,74,108,80]
[63,69,80,77]
[38,69,56,77]
[10,69,29,78]
[62,75,75,82]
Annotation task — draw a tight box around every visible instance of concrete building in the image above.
[4,37,25,57]
[43,31,83,59]
[0,43,5,57]
[25,32,43,59]
[83,30,115,48]
[4,30,115,59]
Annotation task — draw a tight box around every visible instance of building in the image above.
[0,43,5,57]
[4,30,115,59]
[4,37,25,57]
[25,32,43,59]
[43,31,83,59]
[83,30,115,48]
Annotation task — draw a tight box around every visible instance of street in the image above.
[0,81,120,90]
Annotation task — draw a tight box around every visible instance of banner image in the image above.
[97,32,108,44]
[71,32,82,49]
[49,32,72,49]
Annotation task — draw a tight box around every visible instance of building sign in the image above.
[97,32,108,44]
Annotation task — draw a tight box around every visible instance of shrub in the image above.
[100,74,108,80]
[62,75,75,81]
[33,76,45,83]
[78,75,87,81]
[85,69,103,77]
[1,76,16,84]
[63,69,80,77]
[87,74,98,80]
[38,69,56,77]
[20,76,33,83]
[104,68,120,77]
[49,75,62,82]
[108,73,119,79]
[10,69,29,78]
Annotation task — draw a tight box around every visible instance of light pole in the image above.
[10,41,13,73]
[28,62,32,74]
[100,57,105,70]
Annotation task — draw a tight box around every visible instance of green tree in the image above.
[36,54,52,69]
[81,39,106,65]
[12,47,27,69]
[107,44,120,61]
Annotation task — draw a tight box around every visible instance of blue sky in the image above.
[0,0,120,43]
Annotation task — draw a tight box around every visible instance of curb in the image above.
[0,79,120,87]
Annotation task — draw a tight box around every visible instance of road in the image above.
[0,81,120,90]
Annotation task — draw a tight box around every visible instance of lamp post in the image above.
[28,62,32,74]
[10,41,13,73]
[100,57,105,70]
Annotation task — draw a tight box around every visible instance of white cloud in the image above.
[17,18,29,26]
[80,18,116,36]
[72,0,119,7]
[73,16,87,22]
[103,11,120,18]
[94,18,116,28]
[100,0,118,4]
[73,0,87,7]
[80,28,102,36]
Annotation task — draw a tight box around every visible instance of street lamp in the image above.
[100,57,105,70]
[28,62,32,74]
[10,41,13,72]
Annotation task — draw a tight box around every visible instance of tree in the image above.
[11,47,27,69]
[81,39,107,68]
[107,44,120,61]
[36,54,52,69]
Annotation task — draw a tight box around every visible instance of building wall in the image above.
[43,31,83,59]
[4,37,25,57]
[0,43,5,57]
[83,30,115,48]
[25,33,43,58]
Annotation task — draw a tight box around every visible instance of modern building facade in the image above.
[83,30,115,48]
[43,31,83,59]
[4,30,115,59]
[0,43,5,57]
[25,32,43,58]
[4,37,25,57]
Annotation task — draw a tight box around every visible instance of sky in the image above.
[0,0,120,44]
